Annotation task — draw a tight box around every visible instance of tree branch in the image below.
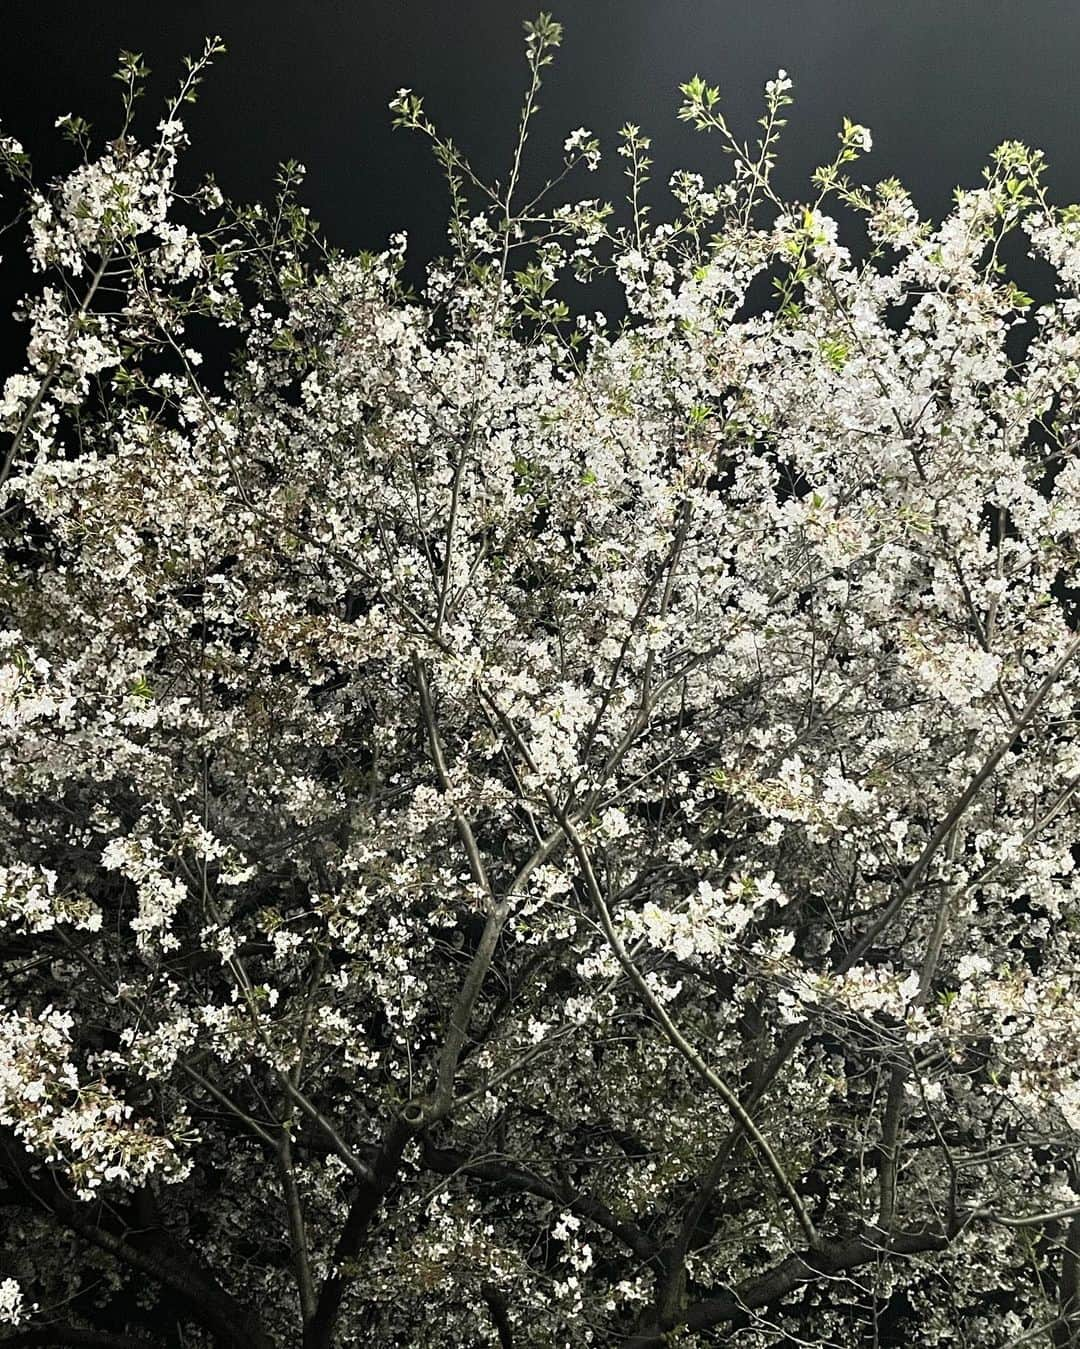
[481,1283,514,1349]
[0,1138,275,1349]
[842,633,1080,972]
[624,1225,950,1346]
[302,1114,415,1349]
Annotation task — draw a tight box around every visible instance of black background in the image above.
[1,0,1080,368]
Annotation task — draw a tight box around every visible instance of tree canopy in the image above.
[3,16,1080,1347]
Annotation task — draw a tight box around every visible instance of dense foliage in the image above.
[4,16,1080,1346]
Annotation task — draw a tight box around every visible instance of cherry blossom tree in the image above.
[3,14,1080,1346]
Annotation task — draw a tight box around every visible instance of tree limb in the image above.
[624,1225,950,1346]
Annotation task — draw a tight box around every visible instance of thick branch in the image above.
[545,796,819,1249]
[624,1226,949,1346]
[481,1284,514,1349]
[278,1133,317,1326]
[0,1139,274,1349]
[412,651,506,1112]
[658,1021,809,1321]
[302,1115,415,1349]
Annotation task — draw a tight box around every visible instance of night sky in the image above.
[2,0,1080,368]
